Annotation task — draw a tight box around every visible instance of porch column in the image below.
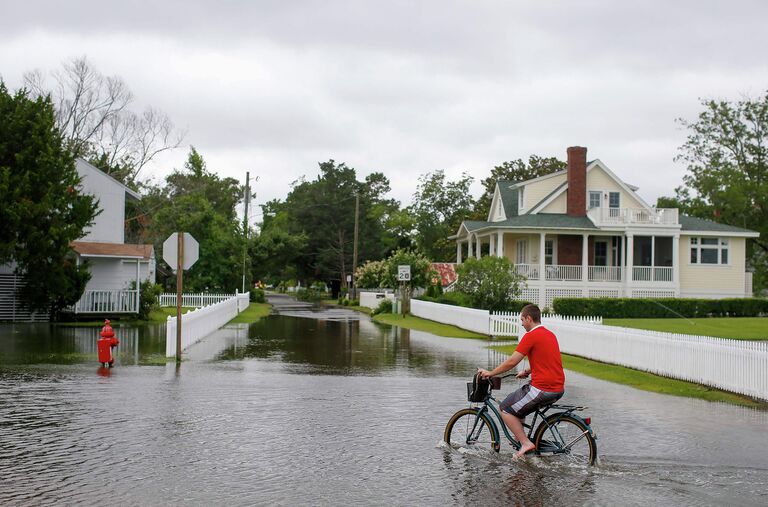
[497,231,504,258]
[475,234,481,259]
[456,242,462,264]
[672,233,680,293]
[490,234,496,257]
[539,232,546,308]
[136,259,141,313]
[581,234,589,286]
[468,235,474,258]
[626,233,634,296]
[651,236,656,281]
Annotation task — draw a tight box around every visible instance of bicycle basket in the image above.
[467,373,491,402]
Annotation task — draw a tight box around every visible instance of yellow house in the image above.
[452,146,760,309]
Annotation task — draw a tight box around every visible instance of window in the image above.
[518,187,525,211]
[588,191,601,209]
[544,239,555,265]
[608,192,620,208]
[690,237,729,265]
[594,240,608,266]
[516,239,528,265]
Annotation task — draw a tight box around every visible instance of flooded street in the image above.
[1,303,767,506]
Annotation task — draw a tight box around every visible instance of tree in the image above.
[142,148,245,291]
[24,56,184,183]
[670,92,768,293]
[0,82,98,316]
[353,260,389,289]
[453,256,525,311]
[472,156,566,219]
[408,170,475,261]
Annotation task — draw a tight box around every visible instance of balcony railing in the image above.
[587,207,678,226]
[70,290,139,314]
[546,265,582,281]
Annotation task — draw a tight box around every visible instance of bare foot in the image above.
[514,441,536,459]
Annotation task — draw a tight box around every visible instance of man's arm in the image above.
[478,351,527,378]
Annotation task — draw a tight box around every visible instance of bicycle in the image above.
[443,374,598,465]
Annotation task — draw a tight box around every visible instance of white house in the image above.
[452,146,760,309]
[0,159,155,320]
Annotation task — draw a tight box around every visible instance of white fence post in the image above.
[165,293,248,357]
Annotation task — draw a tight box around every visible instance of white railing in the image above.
[632,266,673,282]
[588,207,679,226]
[166,292,250,357]
[411,299,489,335]
[588,266,622,282]
[514,264,540,280]
[159,292,236,308]
[545,318,768,401]
[546,265,582,281]
[71,290,139,313]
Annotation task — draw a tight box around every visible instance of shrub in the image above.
[136,282,163,320]
[372,298,393,315]
[354,260,390,289]
[453,256,526,311]
[348,299,359,307]
[296,288,323,302]
[552,297,768,318]
[250,288,266,303]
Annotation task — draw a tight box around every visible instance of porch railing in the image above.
[588,266,622,282]
[545,265,582,281]
[514,264,540,280]
[71,290,139,314]
[633,266,674,282]
[158,292,237,308]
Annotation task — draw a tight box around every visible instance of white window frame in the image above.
[516,239,528,265]
[544,238,556,265]
[518,187,525,211]
[608,191,620,208]
[689,237,730,266]
[588,191,602,209]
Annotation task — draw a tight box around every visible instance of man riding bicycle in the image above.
[477,304,565,459]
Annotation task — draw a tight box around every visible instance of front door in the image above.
[594,240,608,266]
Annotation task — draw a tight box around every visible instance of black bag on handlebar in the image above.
[467,372,491,402]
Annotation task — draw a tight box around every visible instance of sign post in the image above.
[163,232,200,362]
[397,265,411,317]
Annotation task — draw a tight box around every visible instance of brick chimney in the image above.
[566,146,587,217]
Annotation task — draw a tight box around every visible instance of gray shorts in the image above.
[500,383,563,418]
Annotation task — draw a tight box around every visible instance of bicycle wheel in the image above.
[444,408,500,452]
[533,414,597,465]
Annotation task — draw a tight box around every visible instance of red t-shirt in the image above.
[515,325,565,392]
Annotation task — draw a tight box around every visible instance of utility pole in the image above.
[352,192,360,300]
[242,171,250,293]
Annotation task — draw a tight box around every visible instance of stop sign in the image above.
[162,232,199,271]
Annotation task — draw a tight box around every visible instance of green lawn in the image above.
[493,344,765,409]
[228,302,271,324]
[372,313,486,339]
[604,317,768,340]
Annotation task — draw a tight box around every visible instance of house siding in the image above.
[84,258,155,290]
[679,235,747,297]
[77,160,126,244]
[520,175,567,214]
[586,166,645,210]
[541,192,567,214]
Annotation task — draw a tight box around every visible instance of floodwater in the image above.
[1,301,767,506]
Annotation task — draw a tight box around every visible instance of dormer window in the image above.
[518,187,525,211]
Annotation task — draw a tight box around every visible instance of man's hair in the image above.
[521,304,541,323]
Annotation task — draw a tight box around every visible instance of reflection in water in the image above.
[1,311,767,506]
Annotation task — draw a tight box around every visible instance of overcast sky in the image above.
[2,1,767,225]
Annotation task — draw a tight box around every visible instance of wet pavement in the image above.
[1,303,767,506]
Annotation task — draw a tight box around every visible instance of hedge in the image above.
[417,293,532,313]
[552,297,768,318]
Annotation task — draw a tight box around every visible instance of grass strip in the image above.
[228,302,271,324]
[492,344,766,409]
[603,317,768,341]
[373,313,487,339]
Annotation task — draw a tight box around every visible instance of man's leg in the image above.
[500,410,535,458]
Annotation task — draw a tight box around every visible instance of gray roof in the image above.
[463,213,598,233]
[497,180,519,218]
[679,215,758,234]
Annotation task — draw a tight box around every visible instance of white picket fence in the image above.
[411,299,490,334]
[544,317,768,401]
[165,292,250,357]
[490,312,603,337]
[159,292,236,308]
